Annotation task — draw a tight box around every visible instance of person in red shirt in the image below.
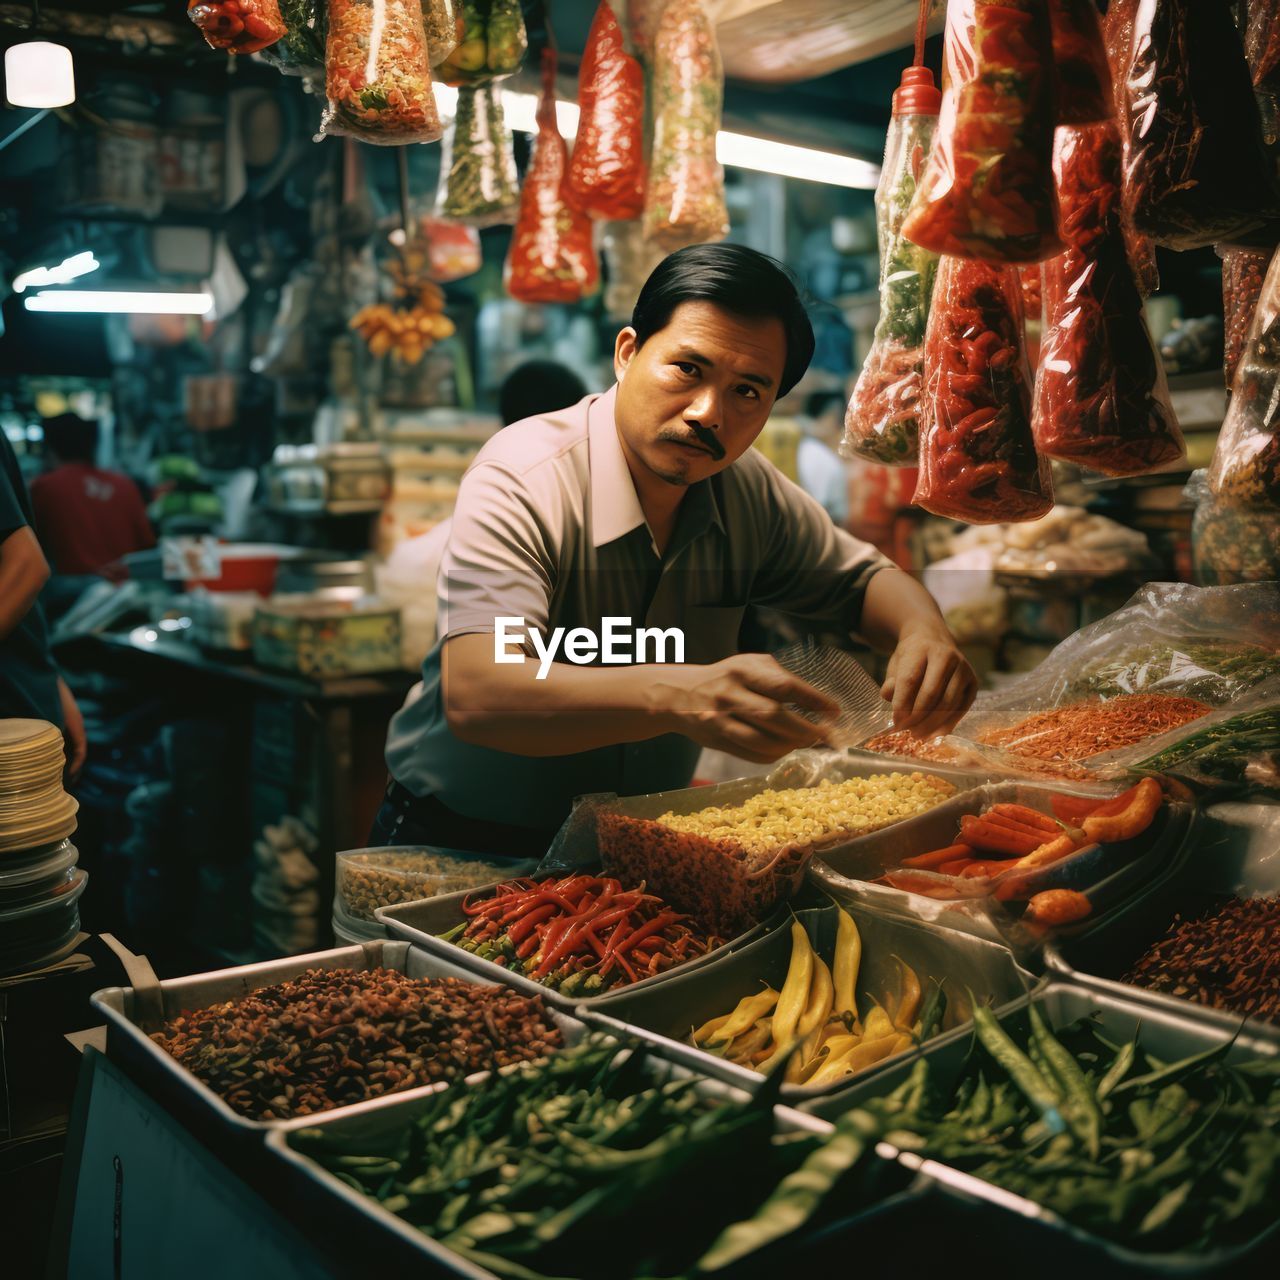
[30,413,155,580]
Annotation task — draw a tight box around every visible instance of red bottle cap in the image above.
[892,65,942,117]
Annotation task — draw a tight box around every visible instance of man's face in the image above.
[613,300,786,487]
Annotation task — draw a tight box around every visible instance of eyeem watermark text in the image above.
[494,616,685,679]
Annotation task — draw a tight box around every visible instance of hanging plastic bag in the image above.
[439,0,527,84]
[1208,250,1280,508]
[643,0,730,252]
[187,0,287,53]
[417,216,482,282]
[1115,0,1277,250]
[504,53,599,304]
[901,0,1060,264]
[843,66,941,467]
[1048,0,1111,126]
[566,2,647,222]
[1219,244,1277,391]
[1033,122,1184,478]
[423,0,461,67]
[261,0,323,73]
[438,0,486,82]
[601,221,667,320]
[626,0,661,63]
[321,0,443,144]
[433,83,519,227]
[913,255,1052,524]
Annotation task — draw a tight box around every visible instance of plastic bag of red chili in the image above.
[187,0,286,54]
[643,0,729,252]
[913,255,1052,524]
[419,217,482,283]
[901,0,1061,265]
[504,54,599,305]
[433,83,519,227]
[1114,0,1278,250]
[1048,0,1110,126]
[321,0,443,144]
[566,2,646,222]
[1033,122,1185,478]
[1219,244,1277,392]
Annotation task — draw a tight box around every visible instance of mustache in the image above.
[658,423,727,460]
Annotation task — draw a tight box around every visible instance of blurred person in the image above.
[796,390,849,526]
[0,429,87,775]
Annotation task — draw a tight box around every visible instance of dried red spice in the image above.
[565,1,646,221]
[1033,122,1185,476]
[1048,0,1111,126]
[1220,244,1277,391]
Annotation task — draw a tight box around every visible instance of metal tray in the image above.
[1044,801,1280,1045]
[808,781,1198,954]
[376,880,774,1011]
[578,900,1037,1104]
[264,1044,893,1280]
[804,980,1280,1275]
[90,939,585,1143]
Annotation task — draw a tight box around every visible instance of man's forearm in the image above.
[858,567,951,653]
[0,528,50,641]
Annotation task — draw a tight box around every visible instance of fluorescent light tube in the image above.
[13,251,100,293]
[24,290,214,315]
[433,84,877,189]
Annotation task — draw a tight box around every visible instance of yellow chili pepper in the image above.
[862,1003,893,1042]
[724,1020,773,1065]
[793,957,834,1080]
[894,957,922,1030]
[807,1032,901,1087]
[702,986,779,1045]
[833,907,861,1020]
[692,1011,733,1044]
[759,921,813,1072]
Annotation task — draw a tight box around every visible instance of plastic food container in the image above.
[578,899,1038,1103]
[335,846,537,922]
[90,939,585,1142]
[0,838,77,908]
[0,866,87,975]
[252,598,401,677]
[805,982,1280,1274]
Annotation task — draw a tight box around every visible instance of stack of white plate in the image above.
[0,719,86,974]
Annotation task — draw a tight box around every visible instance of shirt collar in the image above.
[588,384,726,551]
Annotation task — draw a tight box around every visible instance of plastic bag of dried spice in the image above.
[900,0,1061,265]
[566,2,647,222]
[261,0,323,74]
[423,0,460,67]
[1209,249,1280,508]
[913,255,1053,524]
[1032,122,1184,477]
[504,54,600,304]
[643,0,730,252]
[625,0,661,64]
[1048,0,1110,126]
[1114,0,1278,250]
[433,83,519,227]
[1219,244,1277,392]
[843,67,941,468]
[438,0,526,84]
[187,0,286,54]
[321,0,443,144]
[418,216,481,282]
[601,220,667,320]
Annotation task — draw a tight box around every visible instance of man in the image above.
[0,429,87,775]
[374,245,975,855]
[796,390,850,526]
[30,412,154,579]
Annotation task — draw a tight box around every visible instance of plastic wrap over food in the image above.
[844,78,939,468]
[261,0,322,73]
[1048,0,1111,125]
[643,0,730,252]
[1209,248,1280,507]
[1115,0,1277,250]
[1248,0,1280,88]
[423,0,460,67]
[914,255,1052,524]
[438,0,526,84]
[187,0,286,54]
[1032,123,1184,477]
[420,216,481,282]
[901,0,1061,264]
[1219,244,1276,391]
[601,220,667,320]
[433,83,519,227]
[321,0,443,144]
[505,54,599,305]
[566,2,646,222]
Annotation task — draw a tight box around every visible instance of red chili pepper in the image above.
[506,902,558,944]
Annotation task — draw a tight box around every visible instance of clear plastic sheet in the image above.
[1208,247,1280,507]
[601,220,667,320]
[187,0,286,54]
[566,2,646,222]
[1048,0,1111,126]
[504,53,599,304]
[844,98,939,467]
[643,0,730,252]
[1114,0,1277,250]
[321,0,443,144]
[1032,122,1184,477]
[901,0,1061,264]
[1219,243,1276,391]
[432,83,519,227]
[913,255,1052,524]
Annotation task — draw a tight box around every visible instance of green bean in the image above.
[1028,1003,1102,1158]
[971,1005,1061,1121]
[1096,1034,1137,1101]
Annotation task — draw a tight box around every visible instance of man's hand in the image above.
[656,654,841,764]
[881,621,977,737]
[58,677,87,780]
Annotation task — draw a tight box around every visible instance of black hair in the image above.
[630,244,815,397]
[804,390,846,419]
[43,412,98,462]
[499,360,589,426]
